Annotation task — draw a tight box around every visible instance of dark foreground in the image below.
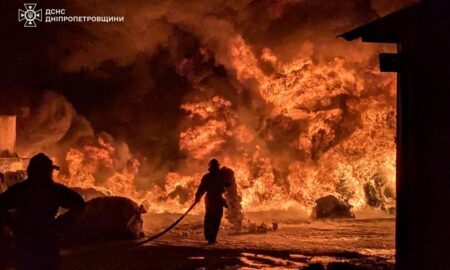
[61,242,393,270]
[1,213,394,269]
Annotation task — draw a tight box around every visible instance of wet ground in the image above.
[60,211,395,270]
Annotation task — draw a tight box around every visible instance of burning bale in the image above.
[65,196,146,243]
[312,195,354,219]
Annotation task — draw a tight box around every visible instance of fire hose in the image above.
[133,201,198,247]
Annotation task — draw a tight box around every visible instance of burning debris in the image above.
[243,221,280,234]
[313,195,354,219]
[0,171,27,190]
[363,174,396,213]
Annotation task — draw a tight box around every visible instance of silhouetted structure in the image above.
[340,1,450,269]
[0,115,15,154]
[195,159,232,244]
[0,153,85,270]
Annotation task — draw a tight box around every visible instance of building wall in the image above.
[0,115,16,154]
[396,4,450,269]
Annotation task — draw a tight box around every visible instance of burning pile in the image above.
[0,0,407,218]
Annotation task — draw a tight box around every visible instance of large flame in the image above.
[41,38,396,215]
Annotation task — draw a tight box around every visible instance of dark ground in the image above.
[60,213,395,270]
[1,213,395,269]
[60,243,393,270]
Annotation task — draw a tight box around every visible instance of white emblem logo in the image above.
[18,3,43,27]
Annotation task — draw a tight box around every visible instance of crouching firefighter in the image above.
[194,159,234,244]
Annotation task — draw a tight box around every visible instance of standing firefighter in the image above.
[0,153,85,270]
[195,159,234,244]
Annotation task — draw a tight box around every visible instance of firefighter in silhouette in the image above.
[0,153,85,270]
[195,158,233,244]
